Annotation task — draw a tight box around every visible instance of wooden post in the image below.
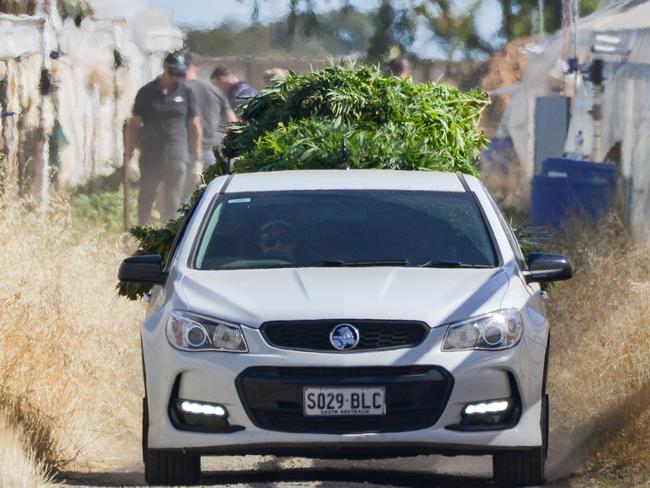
[122,121,129,233]
[35,15,50,210]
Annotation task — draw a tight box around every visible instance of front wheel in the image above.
[142,396,201,486]
[492,393,548,487]
[493,447,545,487]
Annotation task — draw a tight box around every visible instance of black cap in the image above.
[164,50,188,77]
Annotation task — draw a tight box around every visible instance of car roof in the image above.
[220,170,468,193]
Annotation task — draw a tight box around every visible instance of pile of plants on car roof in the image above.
[223,65,489,173]
[117,64,490,300]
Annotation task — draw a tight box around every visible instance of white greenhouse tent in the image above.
[501,0,650,239]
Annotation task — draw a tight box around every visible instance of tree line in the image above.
[187,0,601,61]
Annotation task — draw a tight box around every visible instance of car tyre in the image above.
[493,446,545,487]
[493,346,548,487]
[142,397,201,486]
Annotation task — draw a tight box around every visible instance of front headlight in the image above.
[166,311,248,352]
[442,309,523,351]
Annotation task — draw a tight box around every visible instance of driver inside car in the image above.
[259,220,297,262]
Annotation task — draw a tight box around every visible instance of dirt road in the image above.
[62,455,499,487]
[58,413,571,488]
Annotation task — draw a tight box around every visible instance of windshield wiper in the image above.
[305,259,492,268]
[417,260,493,268]
[308,259,410,267]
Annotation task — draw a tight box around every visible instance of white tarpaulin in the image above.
[502,0,650,239]
[0,0,183,195]
[0,15,43,59]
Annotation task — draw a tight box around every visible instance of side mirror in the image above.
[523,253,573,284]
[118,254,168,285]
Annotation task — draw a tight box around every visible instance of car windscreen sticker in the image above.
[228,198,252,204]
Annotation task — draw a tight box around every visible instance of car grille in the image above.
[260,320,429,352]
[236,366,453,434]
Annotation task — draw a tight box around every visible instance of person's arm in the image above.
[186,87,202,160]
[188,115,203,160]
[124,115,142,162]
[125,87,146,161]
[226,108,238,123]
[210,84,239,124]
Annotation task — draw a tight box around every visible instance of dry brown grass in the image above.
[546,216,650,484]
[481,160,525,211]
[0,196,649,487]
[0,411,54,488]
[0,197,144,481]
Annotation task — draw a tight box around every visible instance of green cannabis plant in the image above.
[225,65,489,173]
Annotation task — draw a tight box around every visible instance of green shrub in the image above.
[71,188,137,234]
[69,168,138,234]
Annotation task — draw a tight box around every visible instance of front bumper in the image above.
[236,365,454,434]
[143,319,545,454]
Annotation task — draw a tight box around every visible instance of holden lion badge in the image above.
[329,324,360,351]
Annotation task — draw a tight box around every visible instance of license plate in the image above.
[303,387,386,417]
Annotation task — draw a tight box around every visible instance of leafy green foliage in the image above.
[500,0,599,41]
[70,168,137,234]
[224,65,489,174]
[510,222,550,259]
[415,0,494,60]
[117,65,489,300]
[71,188,136,234]
[235,118,483,175]
[186,6,374,57]
[235,0,601,60]
[116,221,182,301]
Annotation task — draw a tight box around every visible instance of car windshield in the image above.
[193,190,498,270]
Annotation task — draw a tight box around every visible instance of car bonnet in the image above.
[177,266,510,329]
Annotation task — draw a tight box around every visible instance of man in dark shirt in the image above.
[210,65,258,111]
[182,54,238,201]
[124,51,202,225]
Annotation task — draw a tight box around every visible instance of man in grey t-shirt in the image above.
[182,54,238,201]
[124,51,202,225]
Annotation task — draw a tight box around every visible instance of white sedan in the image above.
[119,170,572,487]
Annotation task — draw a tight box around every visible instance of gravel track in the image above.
[61,454,498,487]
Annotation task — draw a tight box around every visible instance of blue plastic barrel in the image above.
[531,158,616,228]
